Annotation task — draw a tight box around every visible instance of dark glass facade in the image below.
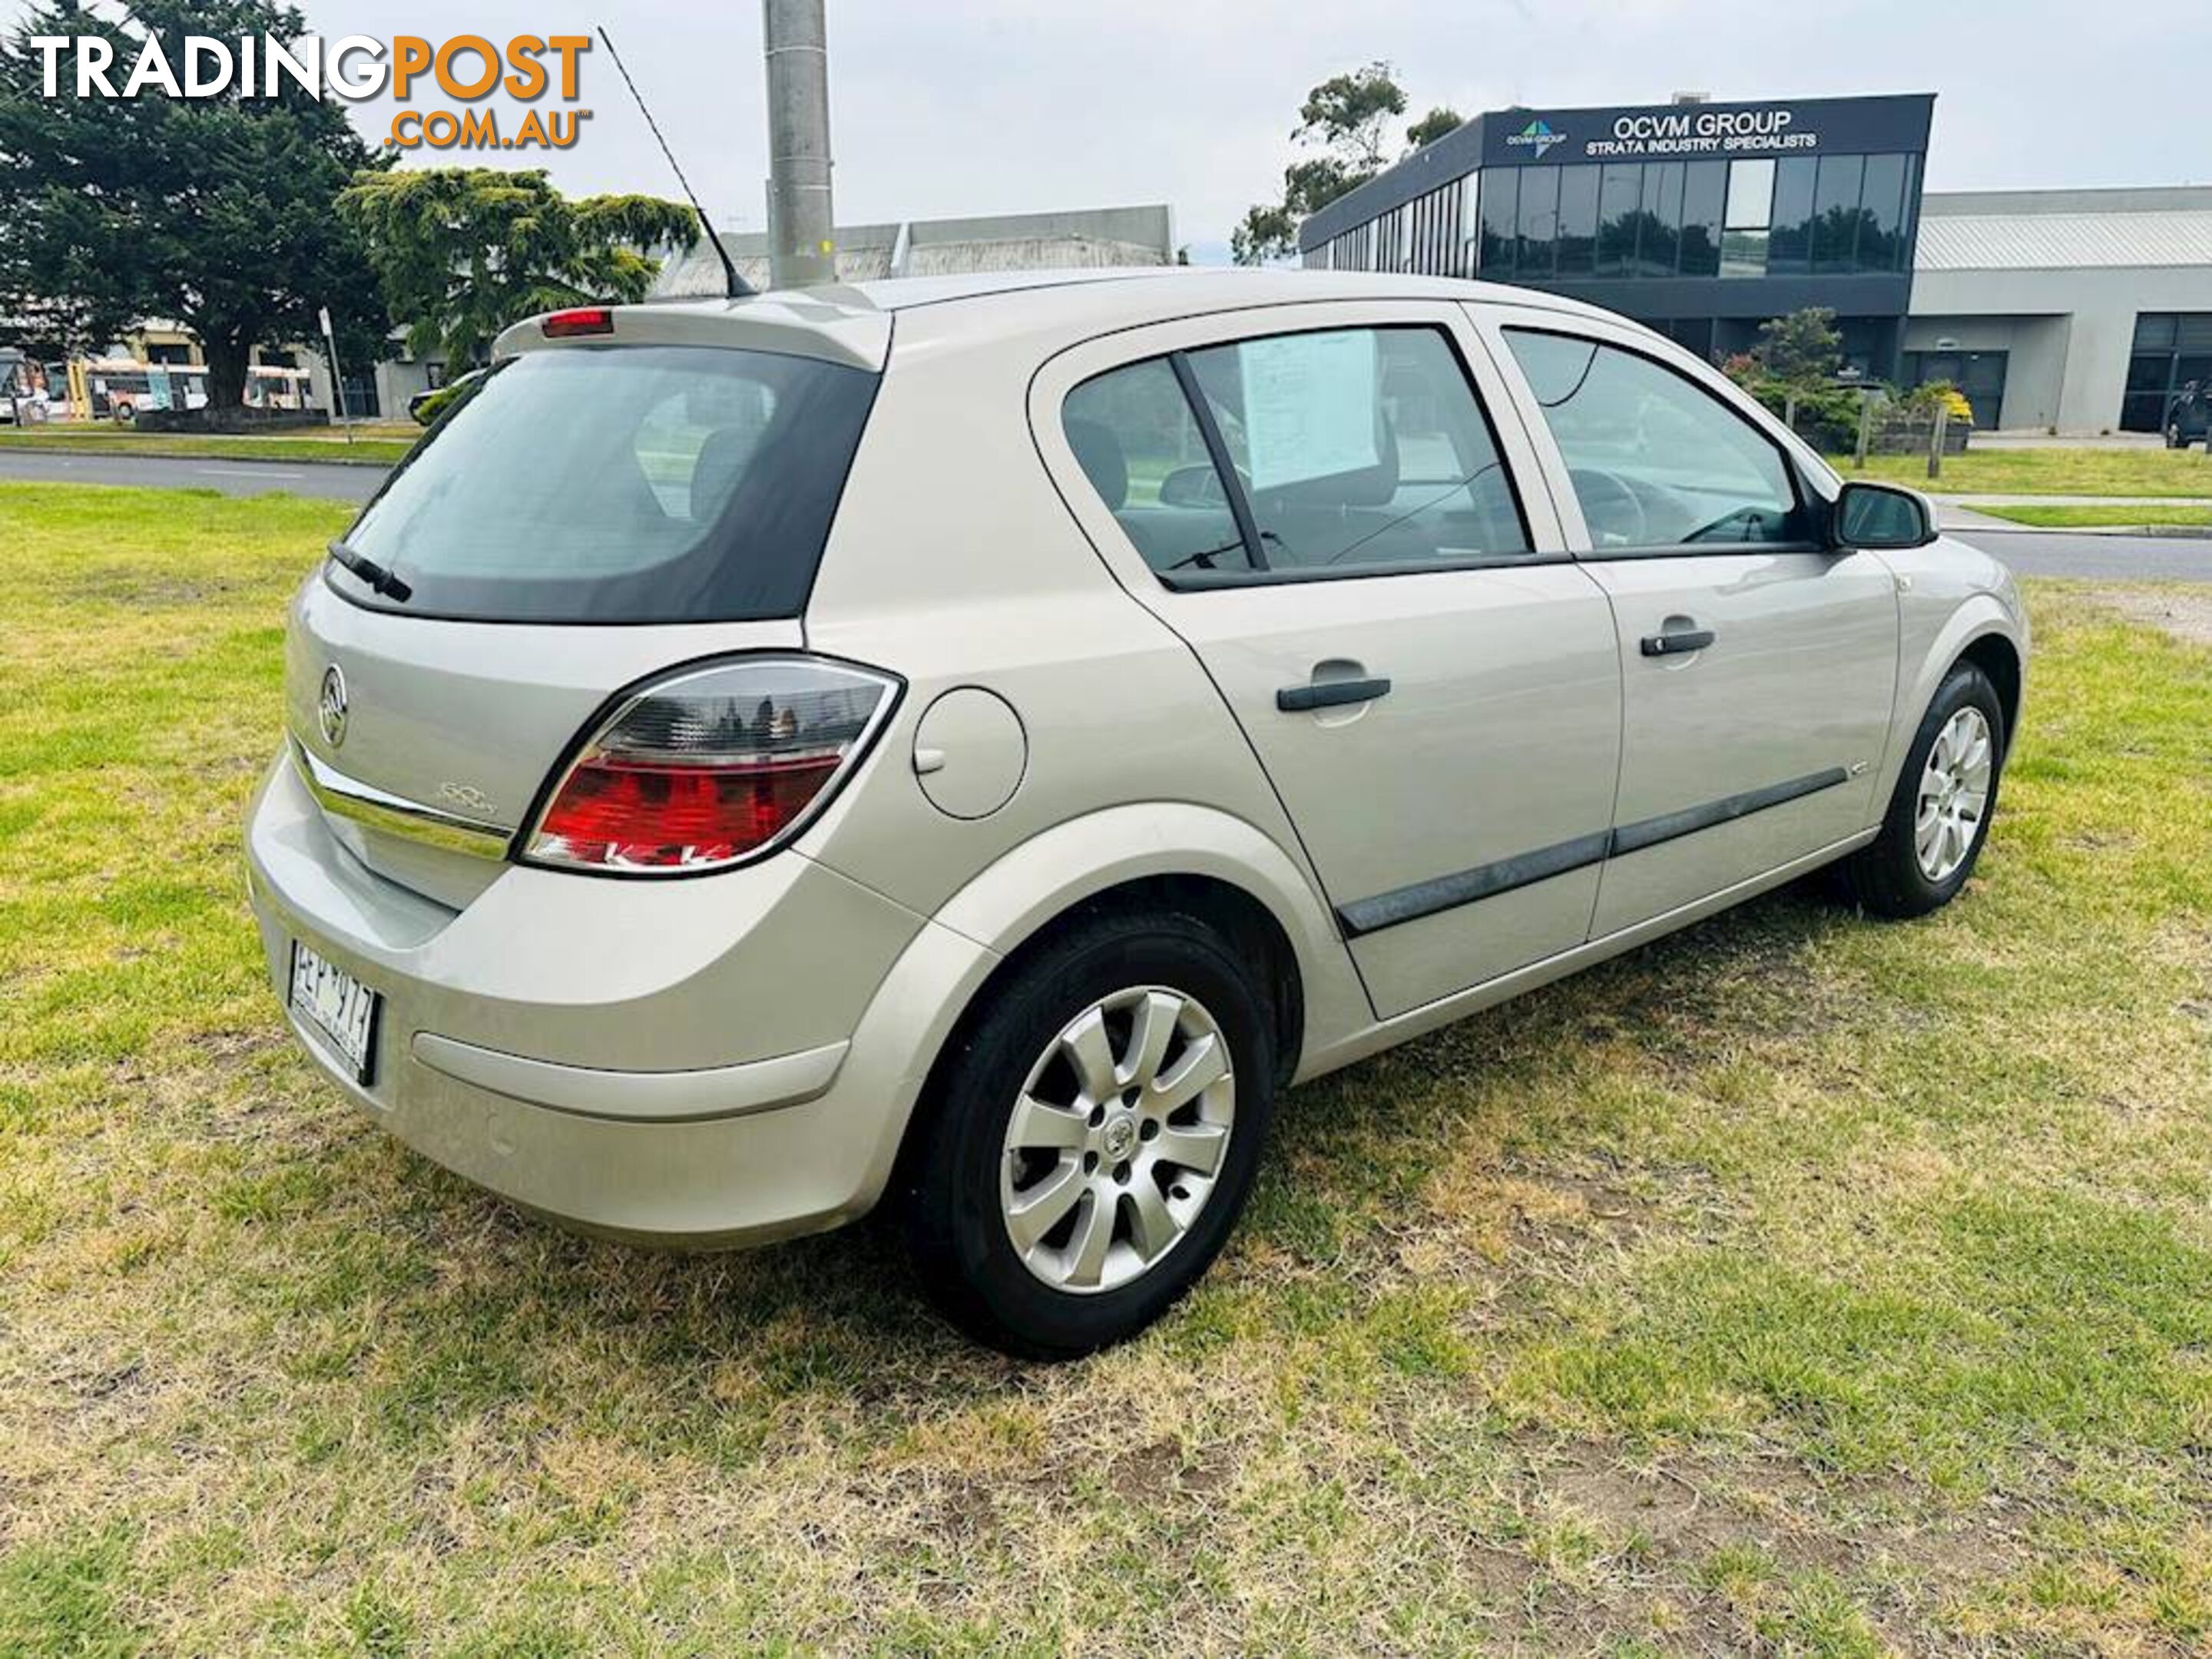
[2121,313,2212,433]
[1300,94,1934,379]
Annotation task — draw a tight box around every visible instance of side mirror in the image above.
[1158,465,1227,509]
[1833,481,1936,550]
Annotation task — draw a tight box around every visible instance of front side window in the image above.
[1062,326,1531,583]
[1505,329,1810,551]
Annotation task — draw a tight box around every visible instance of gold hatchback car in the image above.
[247,269,2025,1355]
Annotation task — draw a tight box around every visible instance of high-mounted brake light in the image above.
[541,307,614,339]
[524,657,900,874]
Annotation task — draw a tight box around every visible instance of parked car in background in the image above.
[407,366,487,426]
[2165,380,2210,449]
[247,270,2028,1356]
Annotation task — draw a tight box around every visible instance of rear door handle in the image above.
[1277,677,1392,713]
[1640,628,1715,657]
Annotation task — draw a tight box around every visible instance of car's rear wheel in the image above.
[902,910,1275,1358]
[1843,660,2006,918]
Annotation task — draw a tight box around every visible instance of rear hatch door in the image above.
[286,311,883,906]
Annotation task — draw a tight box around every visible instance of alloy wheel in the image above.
[998,985,1236,1294]
[1915,705,1993,883]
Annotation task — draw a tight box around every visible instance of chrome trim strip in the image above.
[289,737,515,861]
[411,1031,849,1123]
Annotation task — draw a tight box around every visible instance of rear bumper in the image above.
[245,751,994,1247]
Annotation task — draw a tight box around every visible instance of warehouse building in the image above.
[1906,187,2212,434]
[1300,95,2212,435]
[651,203,1177,297]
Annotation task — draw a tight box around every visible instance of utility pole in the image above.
[763,0,836,289]
[318,305,353,444]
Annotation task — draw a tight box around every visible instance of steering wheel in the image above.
[1568,467,1650,548]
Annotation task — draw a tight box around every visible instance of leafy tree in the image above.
[0,0,390,406]
[1754,306,1844,388]
[1405,107,1465,151]
[1293,63,1407,169]
[1234,66,1460,265]
[337,169,698,367]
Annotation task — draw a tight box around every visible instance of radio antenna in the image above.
[597,25,752,298]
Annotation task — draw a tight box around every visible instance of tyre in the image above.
[902,909,1276,1359]
[2170,425,2186,451]
[1843,660,2005,918]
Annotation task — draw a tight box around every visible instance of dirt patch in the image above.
[2087,586,2212,646]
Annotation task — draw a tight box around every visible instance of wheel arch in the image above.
[861,803,1373,1210]
[1877,598,2025,803]
[1956,631,2023,753]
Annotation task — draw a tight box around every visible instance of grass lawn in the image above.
[0,425,414,467]
[3,481,2210,1655]
[1830,446,2212,498]
[1976,502,2212,531]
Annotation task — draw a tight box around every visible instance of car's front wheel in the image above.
[1843,660,2007,918]
[902,910,1275,1358]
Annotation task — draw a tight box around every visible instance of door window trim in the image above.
[1061,320,1543,592]
[1496,321,1832,563]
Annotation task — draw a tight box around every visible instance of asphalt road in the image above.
[7,447,2212,581]
[0,447,388,503]
[1948,526,2212,582]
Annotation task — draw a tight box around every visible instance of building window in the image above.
[1479,167,1519,277]
[1677,161,1727,276]
[1516,167,1561,278]
[1595,164,1641,276]
[2122,313,2212,433]
[1765,157,1817,274]
[1720,158,1774,278]
[1858,153,1912,271]
[1811,154,1867,273]
[1554,164,1601,276]
[1459,173,1482,277]
[1638,162,1684,276]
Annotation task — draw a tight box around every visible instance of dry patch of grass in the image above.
[2082,584,2212,649]
[3,481,2211,1654]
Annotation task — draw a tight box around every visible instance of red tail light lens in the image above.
[541,306,614,338]
[525,657,899,874]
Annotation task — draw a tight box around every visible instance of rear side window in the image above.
[336,345,877,623]
[1062,326,1531,585]
[1062,357,1253,576]
[1503,329,1809,551]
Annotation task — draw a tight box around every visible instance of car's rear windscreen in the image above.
[333,344,878,624]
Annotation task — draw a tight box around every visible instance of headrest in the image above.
[1065,417,1128,512]
[690,426,756,524]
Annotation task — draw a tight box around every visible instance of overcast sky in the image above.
[18,0,2212,262]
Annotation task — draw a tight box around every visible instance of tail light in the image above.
[523,656,899,875]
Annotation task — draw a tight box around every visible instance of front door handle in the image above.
[1640,627,1715,657]
[1277,677,1392,713]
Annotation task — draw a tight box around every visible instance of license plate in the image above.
[289,941,380,1084]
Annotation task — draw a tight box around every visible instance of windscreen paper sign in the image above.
[1239,330,1379,489]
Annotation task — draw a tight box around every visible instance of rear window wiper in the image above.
[326,538,412,603]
